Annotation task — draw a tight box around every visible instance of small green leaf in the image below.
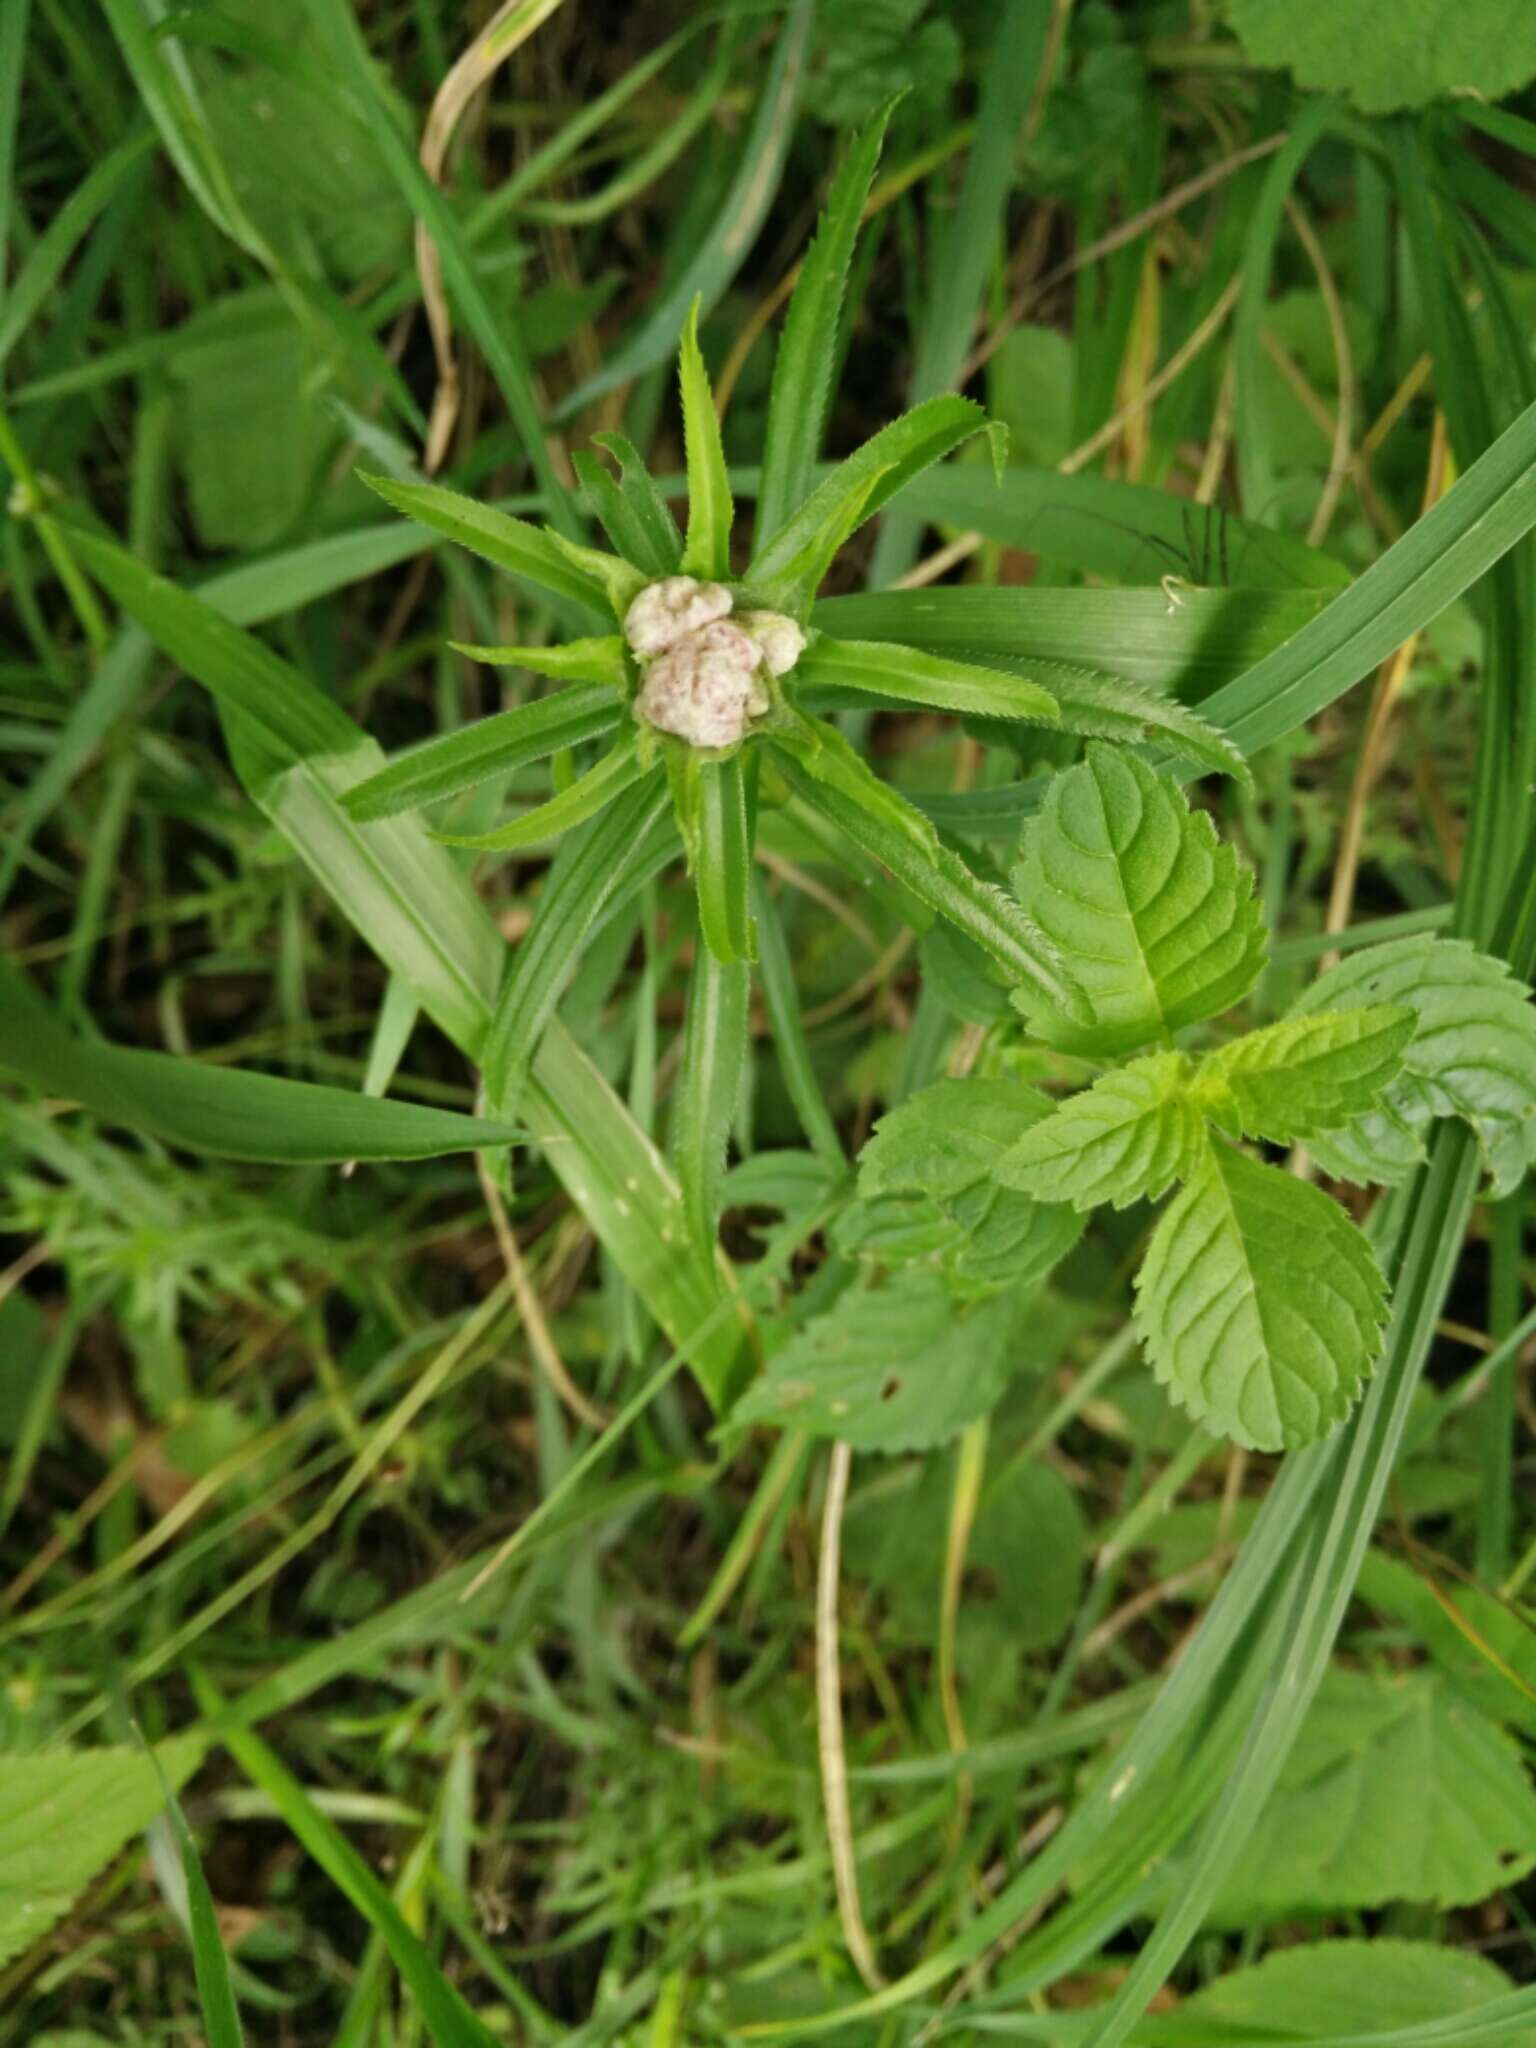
[672,944,750,1263]
[998,1052,1207,1212]
[1181,1939,1536,2045]
[1290,936,1536,1195]
[797,635,1059,723]
[580,433,683,574]
[750,394,995,605]
[694,755,755,964]
[1134,1141,1388,1451]
[437,734,649,854]
[1013,743,1267,1056]
[678,299,734,581]
[1194,1005,1416,1144]
[757,97,897,542]
[342,686,620,822]
[1037,666,1252,788]
[446,635,627,685]
[733,1267,1029,1451]
[857,1076,1084,1292]
[481,776,675,1115]
[356,473,610,618]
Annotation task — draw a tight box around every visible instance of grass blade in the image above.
[797,635,1060,722]
[192,1671,501,2048]
[694,756,755,963]
[439,735,650,853]
[672,944,750,1265]
[357,474,609,618]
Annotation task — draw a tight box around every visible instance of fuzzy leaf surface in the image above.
[1194,1005,1416,1144]
[998,1052,1206,1212]
[1012,743,1266,1056]
[1292,936,1536,1194]
[1134,1142,1387,1451]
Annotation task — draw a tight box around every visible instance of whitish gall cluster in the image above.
[623,575,805,749]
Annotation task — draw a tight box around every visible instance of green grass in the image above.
[3,4,1536,2045]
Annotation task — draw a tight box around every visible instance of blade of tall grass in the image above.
[0,0,27,288]
[556,0,815,417]
[191,1671,502,2048]
[0,131,155,375]
[672,944,750,1265]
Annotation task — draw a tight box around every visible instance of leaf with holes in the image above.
[1134,1142,1388,1451]
[1193,1005,1416,1145]
[1292,937,1536,1195]
[732,1267,1029,1451]
[1012,744,1266,1056]
[998,1052,1207,1212]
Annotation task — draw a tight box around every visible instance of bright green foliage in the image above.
[0,956,520,1164]
[1134,1142,1389,1451]
[757,100,896,541]
[854,1077,1084,1293]
[998,1052,1207,1212]
[1292,937,1536,1194]
[1181,1941,1536,2044]
[732,1267,1030,1450]
[444,636,627,684]
[1227,0,1536,113]
[438,734,649,853]
[1193,1004,1416,1143]
[0,1740,201,1968]
[1032,667,1252,787]
[342,686,621,822]
[358,474,612,618]
[1207,1671,1536,1919]
[1012,744,1267,1056]
[677,300,733,580]
[579,432,683,574]
[797,635,1061,723]
[673,947,750,1262]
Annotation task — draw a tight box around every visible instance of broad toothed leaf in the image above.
[857,1077,1084,1292]
[998,1053,1207,1212]
[758,97,897,542]
[578,433,683,575]
[678,299,734,580]
[1194,1006,1416,1145]
[749,395,1001,607]
[1134,1142,1388,1452]
[343,686,620,822]
[1012,743,1266,1056]
[446,636,628,685]
[796,635,1059,723]
[1289,936,1536,1196]
[731,1266,1030,1451]
[438,735,649,854]
[358,473,611,619]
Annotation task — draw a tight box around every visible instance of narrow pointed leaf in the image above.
[1194,1005,1417,1144]
[1290,936,1536,1195]
[358,473,610,618]
[750,395,997,597]
[545,526,647,617]
[998,1052,1207,1212]
[751,872,845,1171]
[673,944,750,1263]
[1035,667,1252,787]
[438,735,649,853]
[678,299,734,579]
[695,755,755,963]
[797,635,1059,722]
[1013,743,1267,1056]
[342,686,620,822]
[757,98,896,542]
[1134,1142,1389,1451]
[580,433,683,574]
[447,635,627,685]
[772,744,1090,1025]
[0,954,521,1163]
[482,776,675,1115]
